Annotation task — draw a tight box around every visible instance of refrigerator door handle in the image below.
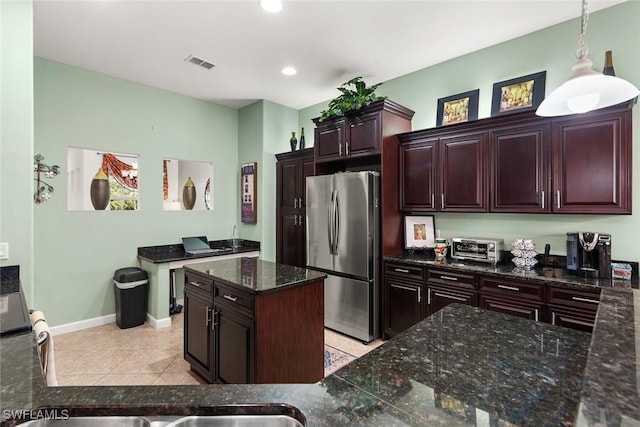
[328,190,335,255]
[334,190,340,254]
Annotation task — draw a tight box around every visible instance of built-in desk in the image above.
[137,240,260,328]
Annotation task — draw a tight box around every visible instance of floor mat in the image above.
[324,345,357,377]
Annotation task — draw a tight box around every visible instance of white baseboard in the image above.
[50,314,116,336]
[147,313,171,329]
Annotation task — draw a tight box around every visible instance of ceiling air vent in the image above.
[185,55,215,70]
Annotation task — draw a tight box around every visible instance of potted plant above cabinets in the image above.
[312,77,414,165]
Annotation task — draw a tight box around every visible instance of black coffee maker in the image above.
[566,232,612,279]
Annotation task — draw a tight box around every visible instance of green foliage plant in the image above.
[319,77,386,122]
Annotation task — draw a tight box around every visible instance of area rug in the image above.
[324,345,357,377]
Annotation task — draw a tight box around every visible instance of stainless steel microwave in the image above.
[451,237,503,264]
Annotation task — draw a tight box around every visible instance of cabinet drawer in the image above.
[185,272,214,296]
[427,269,476,290]
[385,262,426,281]
[479,276,544,302]
[547,286,601,309]
[214,282,254,315]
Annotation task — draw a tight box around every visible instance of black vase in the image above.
[290,131,297,151]
[299,127,306,149]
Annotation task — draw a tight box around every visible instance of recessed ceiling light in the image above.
[260,0,282,13]
[282,67,297,76]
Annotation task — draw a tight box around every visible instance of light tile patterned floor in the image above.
[53,313,383,386]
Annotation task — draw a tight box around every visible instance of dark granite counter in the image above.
[384,252,639,290]
[184,258,327,294]
[2,288,639,426]
[137,239,261,264]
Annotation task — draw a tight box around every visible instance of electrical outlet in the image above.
[0,242,8,260]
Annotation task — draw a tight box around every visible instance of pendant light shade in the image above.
[536,0,639,117]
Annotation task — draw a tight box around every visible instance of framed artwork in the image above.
[491,71,546,116]
[241,162,257,223]
[436,89,479,126]
[404,215,435,249]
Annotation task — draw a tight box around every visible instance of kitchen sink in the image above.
[17,415,304,427]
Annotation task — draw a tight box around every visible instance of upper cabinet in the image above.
[399,102,633,215]
[312,99,415,164]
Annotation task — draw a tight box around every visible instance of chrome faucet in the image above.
[231,225,239,248]
[232,225,237,239]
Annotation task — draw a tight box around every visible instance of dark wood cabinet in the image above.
[313,99,415,164]
[399,139,438,211]
[426,268,477,316]
[551,108,632,214]
[382,262,426,339]
[184,266,324,384]
[547,285,601,333]
[478,276,545,322]
[276,148,314,267]
[398,102,633,215]
[489,121,550,212]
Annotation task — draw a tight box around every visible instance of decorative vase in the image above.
[434,238,448,259]
[603,50,616,76]
[290,131,297,152]
[299,127,306,150]
[182,176,196,210]
[90,168,110,210]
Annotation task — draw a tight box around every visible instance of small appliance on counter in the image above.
[450,237,503,264]
[566,232,612,279]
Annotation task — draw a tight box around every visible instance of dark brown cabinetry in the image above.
[426,268,477,315]
[383,262,427,339]
[547,285,601,333]
[276,148,314,267]
[313,99,415,164]
[489,121,550,213]
[478,276,545,322]
[184,266,324,384]
[551,108,632,214]
[398,103,633,214]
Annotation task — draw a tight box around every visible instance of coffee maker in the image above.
[566,232,612,279]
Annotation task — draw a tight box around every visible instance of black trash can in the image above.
[114,267,149,329]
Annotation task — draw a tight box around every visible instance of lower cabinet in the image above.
[478,276,545,322]
[426,269,477,316]
[184,268,324,384]
[547,285,601,333]
[382,260,602,338]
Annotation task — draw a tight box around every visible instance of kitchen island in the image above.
[2,287,639,425]
[182,258,326,384]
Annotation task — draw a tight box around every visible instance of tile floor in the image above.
[53,313,383,386]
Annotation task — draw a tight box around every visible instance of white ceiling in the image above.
[33,0,626,110]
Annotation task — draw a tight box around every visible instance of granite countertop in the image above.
[137,239,261,264]
[384,252,639,290]
[184,258,327,294]
[2,289,639,426]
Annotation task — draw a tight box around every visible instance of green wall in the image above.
[299,1,640,261]
[0,0,34,302]
[34,58,239,326]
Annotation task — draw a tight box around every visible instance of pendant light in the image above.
[536,0,639,117]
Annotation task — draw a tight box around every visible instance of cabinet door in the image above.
[184,290,214,382]
[384,278,424,338]
[215,305,254,384]
[548,305,597,333]
[439,131,488,212]
[489,122,550,212]
[315,119,346,162]
[479,295,543,321]
[427,284,476,316]
[346,111,380,158]
[552,110,631,214]
[277,161,300,212]
[277,213,304,267]
[399,139,438,211]
[300,158,315,208]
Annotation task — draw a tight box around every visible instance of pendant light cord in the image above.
[576,0,589,60]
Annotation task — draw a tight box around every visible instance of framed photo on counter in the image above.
[404,215,435,249]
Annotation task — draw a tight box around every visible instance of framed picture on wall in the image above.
[241,162,257,223]
[404,215,436,249]
[491,71,546,116]
[436,89,479,126]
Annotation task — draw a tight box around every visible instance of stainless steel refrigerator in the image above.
[306,171,380,343]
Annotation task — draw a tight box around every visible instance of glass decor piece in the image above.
[162,158,213,211]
